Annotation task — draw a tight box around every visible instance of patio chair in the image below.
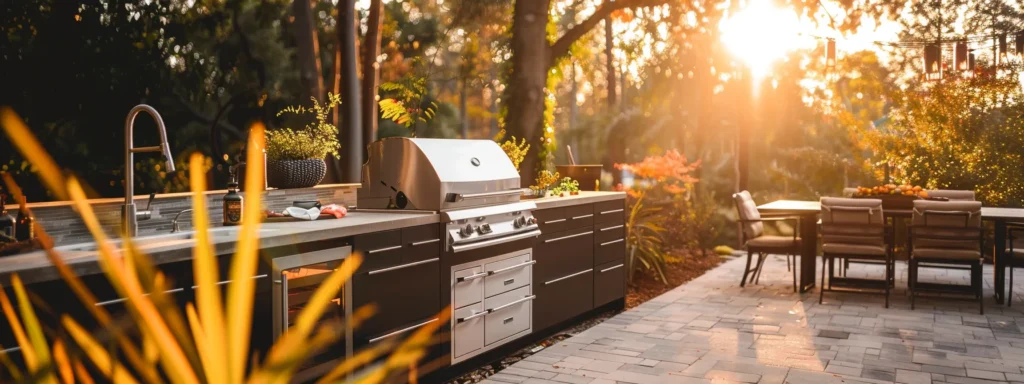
[926,189,976,201]
[1005,223,1024,307]
[732,191,801,291]
[908,200,984,314]
[819,197,893,307]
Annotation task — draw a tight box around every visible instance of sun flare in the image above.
[719,0,805,79]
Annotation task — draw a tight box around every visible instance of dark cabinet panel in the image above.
[594,220,625,245]
[563,204,594,231]
[352,257,440,344]
[533,268,593,331]
[594,200,625,224]
[533,207,567,233]
[594,236,625,266]
[534,227,593,283]
[594,260,625,307]
[354,229,403,271]
[402,224,441,263]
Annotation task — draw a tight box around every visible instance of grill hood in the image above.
[358,138,522,211]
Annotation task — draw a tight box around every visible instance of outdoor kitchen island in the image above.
[0,191,625,382]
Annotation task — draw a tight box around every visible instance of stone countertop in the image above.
[0,210,440,287]
[529,191,626,210]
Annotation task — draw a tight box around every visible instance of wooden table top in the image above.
[758,199,1024,221]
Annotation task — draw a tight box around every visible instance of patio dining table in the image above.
[758,199,1024,302]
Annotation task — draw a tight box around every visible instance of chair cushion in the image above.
[926,190,976,201]
[1007,248,1024,258]
[912,247,982,260]
[747,235,800,249]
[733,191,763,239]
[823,243,887,256]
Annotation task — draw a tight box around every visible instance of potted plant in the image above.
[266,94,342,189]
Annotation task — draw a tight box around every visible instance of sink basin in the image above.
[55,228,279,253]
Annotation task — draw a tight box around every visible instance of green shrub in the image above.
[266,94,341,161]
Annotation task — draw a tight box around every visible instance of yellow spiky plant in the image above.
[0,107,448,383]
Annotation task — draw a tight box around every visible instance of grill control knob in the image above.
[460,224,475,237]
[513,217,524,228]
[526,217,537,226]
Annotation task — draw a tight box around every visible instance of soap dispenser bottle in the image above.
[0,194,15,240]
[223,178,244,226]
[15,196,34,241]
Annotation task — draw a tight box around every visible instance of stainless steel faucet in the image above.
[171,209,193,233]
[123,105,175,237]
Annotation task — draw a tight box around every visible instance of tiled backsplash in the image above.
[30,184,359,246]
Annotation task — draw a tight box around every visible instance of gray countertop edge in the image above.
[531,191,626,209]
[0,211,440,287]
[0,192,623,287]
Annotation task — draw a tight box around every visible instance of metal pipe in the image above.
[123,104,175,236]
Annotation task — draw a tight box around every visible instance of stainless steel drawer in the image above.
[484,253,533,298]
[453,302,485,359]
[484,286,533,346]
[453,266,486,308]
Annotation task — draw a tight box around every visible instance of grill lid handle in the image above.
[446,189,523,202]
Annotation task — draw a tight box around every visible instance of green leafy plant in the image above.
[379,76,438,129]
[493,129,530,171]
[624,192,669,284]
[267,94,342,161]
[529,170,560,196]
[550,177,579,196]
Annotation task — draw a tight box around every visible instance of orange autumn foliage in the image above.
[615,150,701,198]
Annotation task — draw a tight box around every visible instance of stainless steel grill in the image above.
[359,138,522,212]
[358,137,541,364]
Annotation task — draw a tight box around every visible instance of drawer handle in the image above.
[489,260,536,275]
[600,209,624,215]
[544,269,592,285]
[369,318,439,343]
[367,258,439,275]
[367,245,403,254]
[544,231,593,243]
[489,295,536,313]
[572,214,594,220]
[95,287,186,307]
[411,238,440,246]
[544,218,566,224]
[456,310,488,324]
[600,264,624,273]
[504,317,514,324]
[456,271,487,282]
[600,224,624,232]
[600,239,624,247]
[196,274,267,289]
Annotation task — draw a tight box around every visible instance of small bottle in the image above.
[15,196,34,241]
[0,195,15,240]
[223,179,244,226]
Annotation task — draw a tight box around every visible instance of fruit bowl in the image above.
[852,184,927,210]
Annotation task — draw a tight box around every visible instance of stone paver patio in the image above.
[487,256,1024,384]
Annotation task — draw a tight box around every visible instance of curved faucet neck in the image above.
[123,104,175,237]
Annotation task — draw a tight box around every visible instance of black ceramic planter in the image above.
[267,159,327,189]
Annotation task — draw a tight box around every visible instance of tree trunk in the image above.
[605,17,616,108]
[337,0,362,182]
[736,70,750,193]
[293,0,323,101]
[360,0,383,149]
[506,0,552,187]
[569,60,578,130]
[488,66,499,137]
[460,78,469,138]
